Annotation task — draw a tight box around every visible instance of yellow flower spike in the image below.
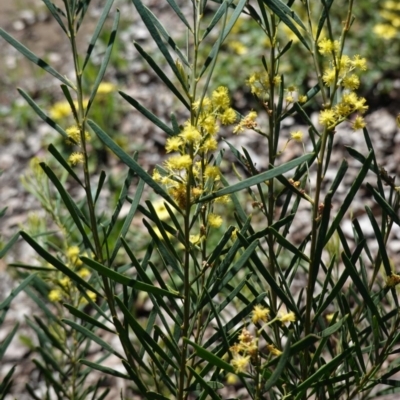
[169,183,187,208]
[78,268,91,279]
[60,277,71,288]
[97,82,115,94]
[342,92,358,106]
[373,23,397,39]
[79,292,94,305]
[317,38,339,55]
[165,136,183,153]
[228,40,248,55]
[201,137,218,152]
[354,97,369,114]
[334,102,352,119]
[87,291,97,302]
[201,115,219,135]
[298,95,308,103]
[220,108,237,125]
[285,95,294,103]
[352,115,366,131]
[351,55,367,71]
[238,328,253,343]
[214,195,231,204]
[266,344,282,356]
[386,273,400,287]
[48,289,63,302]
[325,313,335,323]
[152,169,162,182]
[180,122,202,144]
[235,110,258,134]
[189,234,202,245]
[192,97,212,112]
[49,100,72,120]
[273,75,282,85]
[231,354,251,373]
[66,125,81,144]
[153,200,170,221]
[212,86,230,109]
[231,228,238,240]
[252,305,270,324]
[339,55,351,71]
[165,154,192,171]
[322,68,336,86]
[278,312,296,323]
[226,373,238,385]
[68,152,84,166]
[191,186,203,199]
[342,74,360,90]
[290,131,303,142]
[319,109,337,127]
[204,165,220,180]
[67,245,80,260]
[208,213,223,228]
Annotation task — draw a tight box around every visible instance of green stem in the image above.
[64,2,143,391]
[266,12,281,348]
[66,5,103,264]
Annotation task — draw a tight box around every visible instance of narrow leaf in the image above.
[342,253,385,329]
[130,0,186,89]
[48,144,83,186]
[134,43,189,109]
[63,319,124,358]
[264,331,292,391]
[185,339,235,374]
[17,89,68,138]
[63,303,115,333]
[325,150,373,245]
[262,0,310,51]
[166,0,191,29]
[0,274,34,311]
[20,232,101,297]
[80,359,131,379]
[39,163,94,252]
[0,323,19,360]
[110,179,144,264]
[187,366,222,400]
[115,297,180,371]
[82,0,115,71]
[88,119,179,209]
[41,0,68,34]
[81,256,181,298]
[268,227,310,262]
[119,91,175,136]
[86,10,120,116]
[0,29,74,88]
[199,153,314,202]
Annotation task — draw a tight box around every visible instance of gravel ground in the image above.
[1,1,400,399]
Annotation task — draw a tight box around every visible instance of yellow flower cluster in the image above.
[246,71,281,97]
[65,125,90,167]
[48,245,95,304]
[68,152,84,166]
[153,86,235,213]
[230,328,257,373]
[373,1,400,40]
[229,305,294,373]
[318,41,368,131]
[233,111,258,134]
[251,305,270,324]
[66,125,91,145]
[386,273,400,287]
